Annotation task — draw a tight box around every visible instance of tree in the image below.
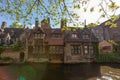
[0,0,119,28]
[10,22,24,28]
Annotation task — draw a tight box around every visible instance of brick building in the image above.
[91,17,120,53]
[0,22,27,46]
[26,18,98,63]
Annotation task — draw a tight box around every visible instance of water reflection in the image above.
[0,63,120,80]
[42,63,101,80]
[64,64,101,80]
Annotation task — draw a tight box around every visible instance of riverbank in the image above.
[0,53,120,64]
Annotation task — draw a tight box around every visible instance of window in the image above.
[89,46,94,54]
[35,33,45,39]
[84,45,88,54]
[49,46,56,53]
[72,33,77,38]
[52,34,61,38]
[33,46,43,54]
[35,34,38,38]
[71,45,81,55]
[49,46,63,54]
[83,34,89,39]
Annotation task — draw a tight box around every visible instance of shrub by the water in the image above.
[95,53,120,63]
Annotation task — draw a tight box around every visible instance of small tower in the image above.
[35,18,39,28]
[41,18,50,29]
[1,21,7,29]
[61,19,67,29]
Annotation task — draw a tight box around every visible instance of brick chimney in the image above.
[1,21,7,29]
[41,18,50,29]
[35,18,39,28]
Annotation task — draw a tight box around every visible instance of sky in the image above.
[70,0,120,27]
[0,0,120,28]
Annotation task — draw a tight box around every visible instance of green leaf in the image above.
[110,15,119,22]
[99,9,102,12]
[105,21,112,26]
[83,8,87,12]
[90,7,94,12]
[101,14,105,18]
[110,23,117,28]
[20,0,26,2]
[108,2,119,10]
[33,6,37,10]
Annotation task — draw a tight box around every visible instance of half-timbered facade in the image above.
[64,27,98,63]
[27,18,98,63]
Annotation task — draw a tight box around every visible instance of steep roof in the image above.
[92,17,120,42]
[0,28,25,38]
[64,28,98,42]
[44,28,64,45]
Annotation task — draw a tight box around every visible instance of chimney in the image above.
[35,18,39,28]
[61,19,67,29]
[41,18,50,29]
[1,21,7,29]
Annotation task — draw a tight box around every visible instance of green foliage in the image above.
[0,0,119,28]
[108,2,119,10]
[105,20,118,28]
[20,0,26,3]
[9,41,25,51]
[0,57,13,61]
[90,7,94,12]
[101,14,105,18]
[95,53,120,63]
[83,8,87,12]
[105,21,112,26]
[87,23,98,27]
[108,40,118,46]
[10,22,24,28]
[0,46,5,54]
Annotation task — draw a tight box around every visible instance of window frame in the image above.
[71,45,81,55]
[83,34,89,39]
[71,33,77,38]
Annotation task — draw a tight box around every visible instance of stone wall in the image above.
[64,43,84,63]
[1,49,27,62]
[1,51,20,62]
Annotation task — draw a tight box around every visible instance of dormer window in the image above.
[83,34,89,39]
[72,33,77,38]
[34,33,45,39]
[52,34,61,38]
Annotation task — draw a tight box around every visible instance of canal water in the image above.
[0,63,120,80]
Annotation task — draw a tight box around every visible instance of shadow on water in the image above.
[1,63,120,80]
[42,63,101,80]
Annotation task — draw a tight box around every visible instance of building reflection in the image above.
[42,63,101,80]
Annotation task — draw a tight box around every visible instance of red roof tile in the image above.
[48,38,64,45]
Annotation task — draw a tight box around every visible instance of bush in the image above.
[95,53,120,63]
[9,44,21,51]
[0,46,5,54]
[0,57,13,61]
[9,41,25,51]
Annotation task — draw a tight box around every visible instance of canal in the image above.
[0,63,120,80]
